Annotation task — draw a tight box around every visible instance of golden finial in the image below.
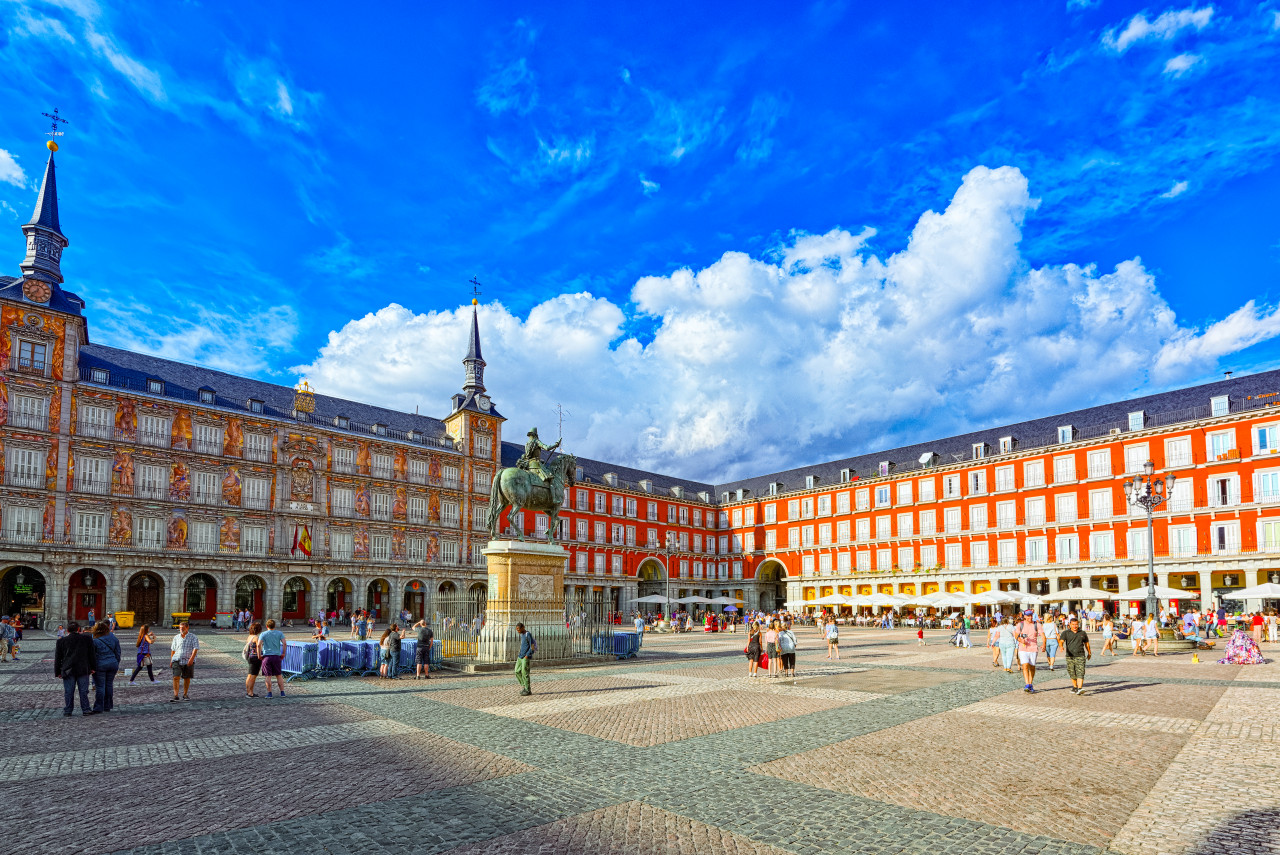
[472,298,478,305]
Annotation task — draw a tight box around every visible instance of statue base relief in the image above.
[478,539,572,663]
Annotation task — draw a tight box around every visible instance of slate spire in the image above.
[20,153,69,283]
[463,300,486,395]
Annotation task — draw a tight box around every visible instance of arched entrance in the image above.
[756,560,788,612]
[637,559,668,614]
[403,579,426,621]
[183,573,218,621]
[327,577,353,615]
[468,582,487,610]
[282,576,311,621]
[68,568,106,623]
[235,575,266,619]
[438,581,457,595]
[367,578,390,620]
[127,572,164,626]
[0,566,46,627]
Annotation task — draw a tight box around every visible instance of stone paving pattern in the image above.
[1,624,1277,854]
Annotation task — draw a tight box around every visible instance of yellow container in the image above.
[114,611,135,629]
[170,612,192,627]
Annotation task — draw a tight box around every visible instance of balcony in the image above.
[10,412,48,431]
[138,429,168,447]
[332,462,354,475]
[1087,464,1112,479]
[193,440,221,456]
[372,465,394,480]
[1165,452,1194,468]
[136,483,167,500]
[244,494,270,510]
[244,446,272,463]
[5,469,43,488]
[332,504,355,518]
[13,356,47,375]
[76,420,111,439]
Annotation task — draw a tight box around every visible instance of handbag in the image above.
[759,651,769,669]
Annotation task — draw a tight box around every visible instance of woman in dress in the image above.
[128,624,157,684]
[243,621,263,697]
[997,617,1018,672]
[1101,615,1117,656]
[745,621,762,677]
[763,619,780,677]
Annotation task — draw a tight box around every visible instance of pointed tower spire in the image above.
[463,299,486,395]
[20,152,69,284]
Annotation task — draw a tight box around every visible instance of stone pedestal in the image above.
[479,540,571,662]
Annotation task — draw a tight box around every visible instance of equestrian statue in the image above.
[487,427,576,543]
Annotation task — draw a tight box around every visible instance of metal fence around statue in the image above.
[423,594,616,664]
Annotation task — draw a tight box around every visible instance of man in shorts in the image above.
[1015,609,1042,693]
[356,614,368,641]
[1059,616,1092,695]
[256,619,288,698]
[169,621,199,702]
[412,619,434,679]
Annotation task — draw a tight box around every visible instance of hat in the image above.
[1023,609,1034,615]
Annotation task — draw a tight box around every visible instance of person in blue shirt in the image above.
[256,619,288,698]
[515,623,536,696]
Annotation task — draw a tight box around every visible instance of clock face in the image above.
[21,279,51,303]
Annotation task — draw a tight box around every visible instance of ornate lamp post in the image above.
[663,536,676,621]
[1123,460,1176,622]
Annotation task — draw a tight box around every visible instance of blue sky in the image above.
[1,0,1279,480]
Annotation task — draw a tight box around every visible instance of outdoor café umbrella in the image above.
[1222,582,1280,600]
[1042,586,1115,602]
[866,593,904,608]
[1017,593,1046,606]
[675,595,715,604]
[967,591,1020,606]
[1113,585,1193,600]
[634,594,673,604]
[709,596,744,604]
[811,593,851,606]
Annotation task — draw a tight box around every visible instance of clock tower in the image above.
[19,152,68,288]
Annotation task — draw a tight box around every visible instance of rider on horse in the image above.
[517,427,561,485]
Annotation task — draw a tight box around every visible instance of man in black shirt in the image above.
[54,622,98,716]
[1060,616,1092,696]
[412,619,434,680]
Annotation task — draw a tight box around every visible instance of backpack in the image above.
[827,624,838,640]
[778,630,796,653]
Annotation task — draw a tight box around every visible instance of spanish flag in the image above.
[292,525,313,558]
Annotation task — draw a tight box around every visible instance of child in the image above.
[917,627,925,646]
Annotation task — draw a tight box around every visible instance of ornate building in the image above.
[2,145,1278,627]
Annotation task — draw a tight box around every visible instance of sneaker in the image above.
[1027,686,1037,694]
[279,690,285,697]
[267,692,273,698]
[128,682,137,686]
[519,689,532,696]
[1075,688,1086,696]
[170,697,179,703]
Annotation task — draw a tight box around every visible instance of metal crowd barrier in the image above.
[281,639,442,681]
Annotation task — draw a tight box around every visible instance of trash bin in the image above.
[170,612,191,628]
[114,611,135,629]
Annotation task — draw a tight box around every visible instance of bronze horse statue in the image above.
[486,452,577,543]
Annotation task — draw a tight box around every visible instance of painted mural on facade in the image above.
[222,467,241,506]
[169,461,191,501]
[109,504,132,546]
[219,516,239,552]
[167,510,187,549]
[172,409,192,449]
[115,399,136,441]
[111,450,134,495]
[224,418,243,457]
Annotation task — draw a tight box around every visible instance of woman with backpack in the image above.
[777,621,798,677]
[824,618,840,660]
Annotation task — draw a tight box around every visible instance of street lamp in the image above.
[1123,460,1176,622]
[663,535,677,622]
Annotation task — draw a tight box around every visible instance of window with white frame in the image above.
[1058,425,1073,444]
[594,521,605,543]
[1208,430,1235,460]
[137,516,165,549]
[732,508,743,527]
[242,525,267,555]
[801,497,815,518]
[77,456,109,494]
[875,516,891,539]
[6,447,41,487]
[837,552,852,573]
[408,496,426,523]
[896,513,913,537]
[1026,537,1047,565]
[919,510,936,535]
[969,504,987,531]
[1025,496,1046,526]
[764,503,777,523]
[942,474,961,499]
[1210,521,1239,554]
[1086,449,1111,479]
[140,413,168,447]
[918,478,936,502]
[10,394,48,430]
[593,554,606,575]
[1128,411,1144,431]
[997,539,1017,567]
[574,552,588,573]
[944,543,963,569]
[969,470,987,495]
[475,434,492,457]
[615,496,626,516]
[1023,460,1045,488]
[972,443,987,460]
[408,458,427,483]
[331,486,354,516]
[802,555,815,576]
[857,551,871,571]
[627,498,637,517]
[818,523,832,546]
[819,553,833,575]
[1170,525,1197,556]
[78,404,111,438]
[331,530,354,559]
[75,511,107,546]
[788,499,801,519]
[1165,436,1192,468]
[244,477,270,510]
[764,530,776,550]
[442,464,460,487]
[970,540,988,569]
[896,546,913,570]
[1125,528,1149,560]
[1089,489,1113,520]
[994,466,1014,492]
[195,423,222,455]
[1211,395,1229,417]
[245,432,271,462]
[1123,444,1148,474]
[896,482,912,504]
[1055,533,1079,563]
[1168,477,1193,512]
[441,500,459,526]
[920,544,937,568]
[1207,475,1238,508]
[999,436,1014,454]
[836,520,850,543]
[1054,493,1078,523]
[1258,471,1280,503]
[855,518,870,541]
[646,500,657,520]
[139,464,166,499]
[943,507,961,534]
[408,537,425,561]
[1053,455,1076,483]
[836,492,850,514]
[440,539,458,564]
[995,501,1016,529]
[596,493,608,514]
[474,469,492,493]
[191,521,218,553]
[4,506,39,543]
[1255,424,1280,456]
[1088,531,1114,560]
[744,507,754,525]
[855,489,869,511]
[876,549,892,571]
[612,554,623,574]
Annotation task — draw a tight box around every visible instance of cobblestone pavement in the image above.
[4,624,1278,854]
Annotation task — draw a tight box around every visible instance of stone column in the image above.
[1198,568,1214,614]
[479,540,569,662]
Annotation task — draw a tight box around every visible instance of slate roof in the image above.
[0,275,86,317]
[79,344,455,448]
[713,368,1280,499]
[27,153,62,234]
[501,441,714,501]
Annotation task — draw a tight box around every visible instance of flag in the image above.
[292,525,312,558]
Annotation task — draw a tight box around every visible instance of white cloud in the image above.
[1160,179,1189,198]
[477,56,538,115]
[1104,6,1214,53]
[293,165,1280,481]
[275,80,294,116]
[1163,52,1203,75]
[0,149,26,188]
[1067,0,1099,9]
[640,175,660,196]
[1272,10,1280,30]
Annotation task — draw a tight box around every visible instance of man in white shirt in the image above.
[169,621,199,702]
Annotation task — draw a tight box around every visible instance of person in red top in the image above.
[1251,612,1265,645]
[1015,609,1043,694]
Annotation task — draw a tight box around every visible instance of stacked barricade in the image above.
[280,639,441,681]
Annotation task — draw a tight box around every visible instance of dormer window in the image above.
[736,488,746,501]
[373,423,387,436]
[1057,425,1073,444]
[248,398,264,414]
[721,491,730,503]
[295,410,309,423]
[604,473,618,487]
[768,482,780,496]
[575,467,584,481]
[805,475,818,489]
[90,367,109,384]
[198,388,215,405]
[998,436,1014,454]
[146,378,164,395]
[1211,395,1229,417]
[335,416,350,430]
[407,429,420,442]
[839,468,851,483]
[1128,411,1144,431]
[878,461,892,477]
[972,442,987,460]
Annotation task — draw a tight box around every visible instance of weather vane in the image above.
[42,107,67,152]
[469,276,483,300]
[554,403,571,443]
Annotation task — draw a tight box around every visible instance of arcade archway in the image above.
[68,567,106,623]
[327,577,353,615]
[282,576,311,621]
[126,572,165,626]
[235,575,266,619]
[182,573,218,621]
[0,566,46,627]
[756,560,788,612]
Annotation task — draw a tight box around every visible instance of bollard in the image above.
[1191,652,1199,663]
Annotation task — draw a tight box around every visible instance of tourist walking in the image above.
[1250,612,1264,645]
[824,618,840,660]
[1015,610,1042,693]
[169,621,199,702]
[243,621,263,697]
[54,622,97,716]
[128,624,157,684]
[778,621,797,677]
[515,622,536,696]
[1060,616,1092,695]
[256,619,287,698]
[1145,615,1160,656]
[1043,614,1061,671]
[91,621,121,713]
[1100,616,1116,656]
[413,619,434,679]
[0,617,15,662]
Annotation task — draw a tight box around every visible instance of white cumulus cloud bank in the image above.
[1104,6,1214,52]
[0,149,26,187]
[294,165,1280,482]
